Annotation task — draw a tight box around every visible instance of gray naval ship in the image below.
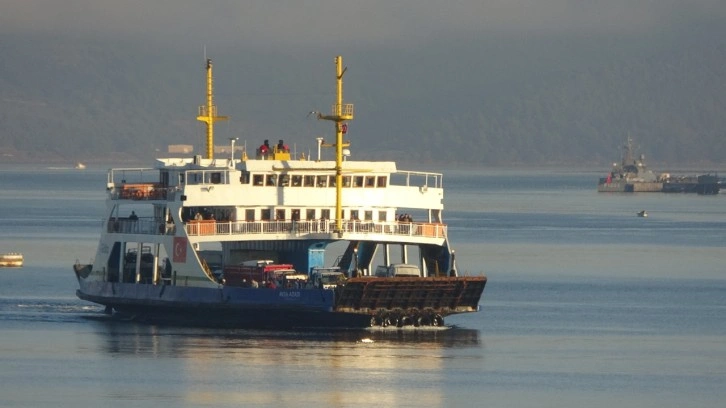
[598,138,719,194]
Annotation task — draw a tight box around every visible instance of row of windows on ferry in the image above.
[247,173,388,188]
[185,207,401,223]
[180,172,388,188]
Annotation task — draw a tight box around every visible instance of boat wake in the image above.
[2,300,103,324]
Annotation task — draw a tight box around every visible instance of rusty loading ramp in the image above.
[335,276,486,316]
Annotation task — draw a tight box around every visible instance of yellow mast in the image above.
[318,56,354,233]
[196,58,228,160]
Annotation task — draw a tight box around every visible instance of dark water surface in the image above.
[1,166,725,407]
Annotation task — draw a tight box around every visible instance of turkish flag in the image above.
[173,237,187,263]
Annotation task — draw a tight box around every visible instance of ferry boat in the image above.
[1,252,23,267]
[73,56,486,329]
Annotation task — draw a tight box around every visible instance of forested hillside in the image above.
[1,17,725,168]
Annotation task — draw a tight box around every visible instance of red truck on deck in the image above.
[222,260,296,287]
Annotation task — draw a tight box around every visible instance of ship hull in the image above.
[76,274,486,329]
[599,180,719,194]
[597,180,632,192]
[662,181,720,195]
[597,181,663,192]
[77,280,371,328]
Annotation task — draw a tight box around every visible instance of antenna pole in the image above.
[318,56,354,234]
[196,59,228,160]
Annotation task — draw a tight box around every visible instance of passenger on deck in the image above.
[274,139,289,152]
[194,212,203,221]
[259,140,270,156]
[129,211,138,220]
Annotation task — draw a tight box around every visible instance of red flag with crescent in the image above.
[173,237,187,262]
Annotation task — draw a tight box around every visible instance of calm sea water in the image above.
[1,165,725,408]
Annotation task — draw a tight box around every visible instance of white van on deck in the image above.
[374,264,421,278]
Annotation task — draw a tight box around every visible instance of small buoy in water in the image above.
[637,210,648,218]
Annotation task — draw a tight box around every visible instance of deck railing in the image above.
[183,219,447,239]
[107,218,445,240]
[108,218,176,235]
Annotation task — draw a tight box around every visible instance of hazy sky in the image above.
[1,0,724,163]
[3,1,725,48]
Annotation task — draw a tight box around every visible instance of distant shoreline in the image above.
[1,149,723,173]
